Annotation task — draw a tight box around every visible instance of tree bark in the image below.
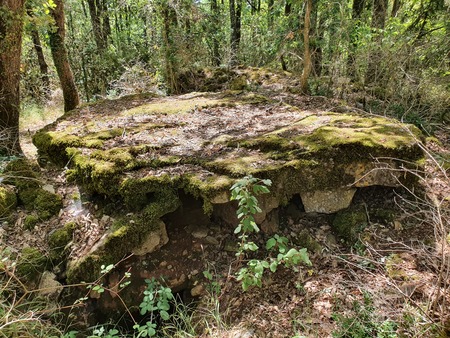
[87,0,110,51]
[229,0,242,66]
[365,0,388,85]
[49,0,80,112]
[391,0,401,17]
[347,0,366,80]
[267,0,274,28]
[162,3,179,94]
[300,0,312,93]
[0,0,25,155]
[210,0,221,66]
[27,7,50,99]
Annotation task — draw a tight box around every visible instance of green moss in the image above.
[0,185,17,217]
[66,148,121,196]
[3,158,40,191]
[66,188,180,283]
[34,189,63,220]
[385,254,410,280]
[16,247,47,281]
[332,207,368,245]
[18,188,39,209]
[24,215,39,230]
[48,222,76,262]
[295,229,322,253]
[33,131,82,165]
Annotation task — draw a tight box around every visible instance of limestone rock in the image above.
[38,271,63,299]
[132,220,168,256]
[301,188,356,214]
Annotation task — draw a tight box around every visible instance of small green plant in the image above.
[332,292,398,338]
[230,175,311,291]
[133,278,174,337]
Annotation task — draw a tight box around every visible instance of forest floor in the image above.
[6,77,450,337]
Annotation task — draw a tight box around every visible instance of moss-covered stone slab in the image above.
[33,91,424,282]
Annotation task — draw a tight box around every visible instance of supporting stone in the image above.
[301,188,356,214]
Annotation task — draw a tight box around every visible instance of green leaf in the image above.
[266,237,276,249]
[160,310,170,320]
[269,260,278,273]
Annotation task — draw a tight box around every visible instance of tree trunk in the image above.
[267,0,274,28]
[0,0,25,155]
[300,0,312,93]
[347,0,366,80]
[211,0,221,66]
[310,0,322,76]
[162,4,179,94]
[27,9,50,99]
[285,0,291,16]
[49,0,80,112]
[391,0,401,17]
[365,0,388,85]
[229,0,242,66]
[86,0,111,51]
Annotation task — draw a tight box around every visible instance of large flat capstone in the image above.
[33,91,423,282]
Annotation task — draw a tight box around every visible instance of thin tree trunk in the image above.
[285,0,291,16]
[347,0,366,80]
[365,0,388,85]
[267,0,274,28]
[26,7,50,97]
[87,0,110,51]
[310,0,322,76]
[391,0,401,17]
[49,0,80,112]
[229,0,242,66]
[162,4,179,94]
[300,0,312,93]
[0,0,25,155]
[211,0,221,66]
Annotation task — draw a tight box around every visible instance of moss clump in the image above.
[3,158,40,191]
[34,189,63,220]
[0,184,17,217]
[16,247,47,281]
[33,131,82,166]
[48,222,76,262]
[295,229,322,253]
[24,215,39,230]
[385,254,410,280]
[332,207,368,245]
[66,189,180,283]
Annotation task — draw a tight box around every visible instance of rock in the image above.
[332,206,368,244]
[192,228,209,239]
[132,220,168,256]
[301,188,356,214]
[260,209,279,234]
[254,195,279,224]
[0,184,17,217]
[210,191,229,204]
[191,284,205,297]
[38,271,63,299]
[204,235,219,245]
[42,184,56,194]
[168,273,187,290]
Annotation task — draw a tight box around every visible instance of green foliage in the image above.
[332,292,398,338]
[231,175,311,291]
